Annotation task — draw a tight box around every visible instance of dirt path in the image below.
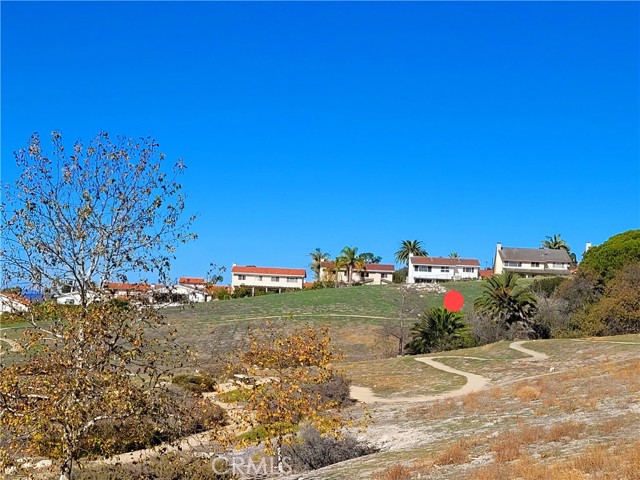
[0,337,22,353]
[350,341,547,404]
[509,340,549,360]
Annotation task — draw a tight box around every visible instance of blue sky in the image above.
[2,2,639,282]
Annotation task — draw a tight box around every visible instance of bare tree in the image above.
[1,131,195,305]
[380,286,424,356]
[0,132,198,480]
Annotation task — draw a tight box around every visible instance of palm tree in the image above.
[395,240,428,265]
[474,271,538,334]
[541,234,569,251]
[309,248,330,281]
[406,307,466,354]
[332,255,347,288]
[338,246,366,285]
[449,252,460,258]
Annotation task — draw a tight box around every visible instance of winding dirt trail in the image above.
[350,341,547,404]
[0,337,22,353]
[509,340,548,360]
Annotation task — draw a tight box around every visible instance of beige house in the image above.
[493,243,572,277]
[231,265,306,293]
[319,262,394,285]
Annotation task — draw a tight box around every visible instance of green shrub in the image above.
[173,374,217,393]
[231,285,251,299]
[580,229,640,282]
[393,267,408,284]
[217,388,252,403]
[531,276,569,298]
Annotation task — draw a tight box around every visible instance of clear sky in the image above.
[2,1,639,282]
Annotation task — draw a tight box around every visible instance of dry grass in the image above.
[342,356,465,398]
[373,464,413,480]
[434,438,474,466]
[515,385,541,401]
[545,421,586,442]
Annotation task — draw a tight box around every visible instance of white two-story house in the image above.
[493,243,572,277]
[231,265,306,293]
[319,262,394,285]
[407,256,480,283]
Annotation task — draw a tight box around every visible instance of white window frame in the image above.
[271,276,280,282]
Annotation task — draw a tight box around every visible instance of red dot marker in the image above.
[444,290,464,312]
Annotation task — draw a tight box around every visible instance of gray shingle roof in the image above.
[498,248,572,263]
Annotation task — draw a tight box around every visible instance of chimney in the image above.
[232,263,237,267]
[585,242,592,253]
[496,242,502,251]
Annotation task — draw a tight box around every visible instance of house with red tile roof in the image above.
[178,277,207,288]
[318,261,394,285]
[0,292,30,313]
[408,256,480,283]
[231,264,306,294]
[104,282,151,299]
[479,268,494,279]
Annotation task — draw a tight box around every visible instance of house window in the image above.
[287,277,297,283]
[531,262,540,268]
[505,261,522,267]
[237,274,246,281]
[415,266,432,272]
[381,273,388,279]
[553,263,564,269]
[463,267,474,273]
[258,276,263,281]
[440,267,450,273]
[271,277,280,282]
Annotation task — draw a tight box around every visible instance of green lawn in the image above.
[164,281,485,326]
[162,281,486,364]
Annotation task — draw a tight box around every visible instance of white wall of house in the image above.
[173,284,209,302]
[407,260,479,283]
[232,274,304,290]
[55,292,83,305]
[0,294,28,313]
[493,243,505,275]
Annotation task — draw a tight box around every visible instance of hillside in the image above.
[162,282,485,362]
[299,336,640,479]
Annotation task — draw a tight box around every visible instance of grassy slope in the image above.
[161,281,486,363]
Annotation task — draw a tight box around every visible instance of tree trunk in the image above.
[59,457,72,480]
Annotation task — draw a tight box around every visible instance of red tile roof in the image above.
[104,282,150,292]
[206,285,232,294]
[178,277,206,285]
[319,261,394,272]
[479,269,494,278]
[0,292,30,306]
[411,256,481,267]
[231,266,306,277]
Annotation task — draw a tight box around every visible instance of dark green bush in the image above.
[282,425,377,472]
[531,276,569,298]
[173,374,217,393]
[580,229,640,282]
